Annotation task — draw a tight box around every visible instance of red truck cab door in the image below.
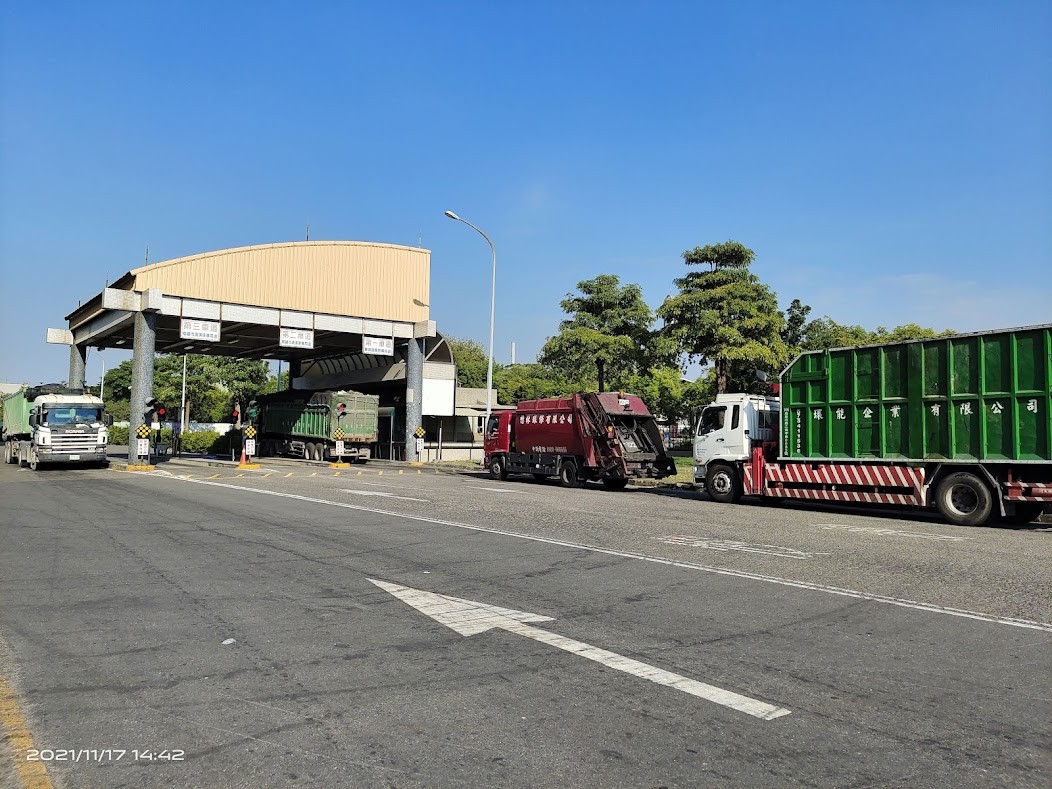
[484,412,513,455]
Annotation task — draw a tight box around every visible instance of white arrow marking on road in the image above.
[341,490,429,502]
[368,579,790,721]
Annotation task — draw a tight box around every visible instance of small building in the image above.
[419,387,515,462]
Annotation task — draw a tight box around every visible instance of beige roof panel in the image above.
[127,241,430,323]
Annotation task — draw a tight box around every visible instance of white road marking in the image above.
[369,579,790,720]
[340,489,428,503]
[148,474,1052,633]
[479,487,516,493]
[816,524,974,542]
[658,536,827,560]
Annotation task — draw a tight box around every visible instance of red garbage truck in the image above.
[484,392,676,489]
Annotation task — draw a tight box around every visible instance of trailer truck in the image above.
[484,392,676,488]
[256,389,379,462]
[693,324,1052,526]
[3,385,111,470]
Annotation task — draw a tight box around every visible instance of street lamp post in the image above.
[444,210,496,437]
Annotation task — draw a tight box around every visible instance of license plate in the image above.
[68,454,80,460]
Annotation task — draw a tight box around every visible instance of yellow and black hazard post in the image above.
[238,424,260,470]
[330,427,349,468]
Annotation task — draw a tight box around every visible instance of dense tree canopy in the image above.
[539,274,673,390]
[659,241,788,393]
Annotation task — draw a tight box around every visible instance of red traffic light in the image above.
[337,402,346,413]
[157,406,167,419]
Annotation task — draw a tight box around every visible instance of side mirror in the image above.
[105,414,114,426]
[29,414,38,427]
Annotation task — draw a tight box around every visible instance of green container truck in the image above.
[693,324,1052,527]
[256,389,379,462]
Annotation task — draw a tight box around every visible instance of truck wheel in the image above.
[706,463,743,504]
[559,461,580,488]
[602,477,629,491]
[935,472,993,527]
[1004,502,1044,525]
[489,457,508,480]
[28,451,39,471]
[4,442,11,464]
[304,442,317,461]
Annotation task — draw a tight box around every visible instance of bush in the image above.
[180,430,221,454]
[109,425,129,445]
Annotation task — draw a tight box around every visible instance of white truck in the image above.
[2,385,111,470]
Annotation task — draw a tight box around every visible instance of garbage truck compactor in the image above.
[484,392,676,489]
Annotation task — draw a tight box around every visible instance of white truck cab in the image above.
[693,394,779,499]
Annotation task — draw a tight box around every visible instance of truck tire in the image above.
[935,472,993,527]
[559,460,580,488]
[304,442,317,461]
[489,457,508,480]
[1004,502,1044,525]
[4,442,12,464]
[602,477,629,491]
[28,451,39,471]
[706,463,743,504]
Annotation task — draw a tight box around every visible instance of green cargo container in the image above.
[2,389,33,438]
[781,324,1052,463]
[258,389,379,443]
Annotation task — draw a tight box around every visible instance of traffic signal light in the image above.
[336,402,347,419]
[247,399,259,420]
[156,404,168,422]
[144,398,167,425]
[231,406,241,424]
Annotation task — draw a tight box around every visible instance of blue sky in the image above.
[2,1,1049,387]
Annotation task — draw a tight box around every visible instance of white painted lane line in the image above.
[369,579,790,721]
[340,489,429,503]
[816,524,974,542]
[151,475,1052,633]
[479,487,516,493]
[658,536,828,560]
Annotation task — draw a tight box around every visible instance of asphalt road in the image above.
[0,458,1049,788]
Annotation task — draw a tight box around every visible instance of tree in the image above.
[493,363,582,404]
[623,367,687,421]
[539,274,670,390]
[782,298,812,353]
[658,241,788,393]
[102,355,270,422]
[800,318,955,351]
[445,336,492,389]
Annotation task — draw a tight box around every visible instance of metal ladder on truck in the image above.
[581,394,629,478]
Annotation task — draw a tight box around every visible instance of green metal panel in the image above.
[1,389,32,437]
[259,389,379,442]
[781,324,1052,462]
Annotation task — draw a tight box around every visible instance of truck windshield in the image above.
[44,407,103,425]
[697,406,726,436]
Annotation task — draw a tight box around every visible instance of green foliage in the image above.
[494,364,582,404]
[109,425,129,445]
[445,336,492,388]
[659,241,788,393]
[622,367,686,421]
[103,355,270,423]
[180,430,223,454]
[800,317,954,351]
[540,274,671,389]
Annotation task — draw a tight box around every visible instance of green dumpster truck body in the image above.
[256,389,379,462]
[692,324,1052,526]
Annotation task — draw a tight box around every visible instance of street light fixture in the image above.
[444,210,496,438]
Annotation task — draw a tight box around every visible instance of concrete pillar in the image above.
[128,311,157,463]
[403,337,424,462]
[68,344,87,391]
